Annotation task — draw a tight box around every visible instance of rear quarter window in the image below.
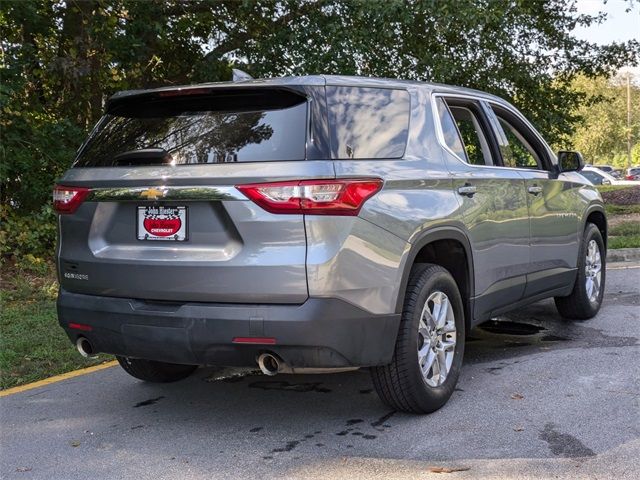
[327,86,410,159]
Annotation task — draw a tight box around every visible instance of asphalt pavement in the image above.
[1,263,638,480]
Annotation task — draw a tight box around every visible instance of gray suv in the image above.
[54,76,606,413]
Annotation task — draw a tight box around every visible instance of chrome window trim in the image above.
[87,185,246,202]
[430,91,554,174]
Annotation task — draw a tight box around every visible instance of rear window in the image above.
[327,86,410,159]
[74,89,308,167]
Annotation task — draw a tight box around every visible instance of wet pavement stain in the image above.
[248,381,332,393]
[249,427,263,433]
[371,411,395,428]
[479,320,545,335]
[539,423,596,458]
[346,419,363,425]
[540,335,569,342]
[133,396,164,408]
[271,440,300,453]
[362,434,377,440]
[359,389,373,394]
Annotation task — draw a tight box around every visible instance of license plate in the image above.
[137,206,187,241]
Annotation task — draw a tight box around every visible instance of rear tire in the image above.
[371,263,465,414]
[554,223,605,320]
[116,356,197,383]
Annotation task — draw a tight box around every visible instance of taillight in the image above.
[53,185,90,214]
[236,178,383,215]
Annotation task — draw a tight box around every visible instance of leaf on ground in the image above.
[510,393,524,400]
[513,426,525,431]
[428,466,471,473]
[16,467,32,472]
[70,440,80,447]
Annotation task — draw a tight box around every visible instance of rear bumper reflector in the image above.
[68,322,93,332]
[232,337,277,345]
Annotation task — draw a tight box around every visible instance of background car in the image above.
[592,164,621,178]
[580,166,640,185]
[626,166,640,180]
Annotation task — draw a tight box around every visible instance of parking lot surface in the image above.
[1,263,638,479]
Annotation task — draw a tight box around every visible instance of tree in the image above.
[569,74,639,167]
[1,0,639,214]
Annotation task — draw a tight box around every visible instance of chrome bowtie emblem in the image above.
[139,187,167,200]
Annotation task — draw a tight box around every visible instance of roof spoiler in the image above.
[232,69,253,82]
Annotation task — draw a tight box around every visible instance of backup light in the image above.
[53,185,91,214]
[236,178,383,215]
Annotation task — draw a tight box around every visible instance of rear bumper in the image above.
[57,289,400,368]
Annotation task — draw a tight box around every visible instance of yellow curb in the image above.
[0,360,118,398]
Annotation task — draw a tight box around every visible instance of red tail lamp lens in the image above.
[236,178,383,215]
[53,185,90,214]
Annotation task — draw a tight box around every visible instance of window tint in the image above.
[74,95,307,167]
[327,87,409,159]
[580,170,605,185]
[436,98,466,161]
[495,117,540,169]
[449,106,493,166]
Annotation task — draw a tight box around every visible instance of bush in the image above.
[0,204,57,260]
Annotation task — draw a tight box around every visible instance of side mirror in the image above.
[557,151,584,173]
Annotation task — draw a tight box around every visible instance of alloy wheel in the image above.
[417,291,457,387]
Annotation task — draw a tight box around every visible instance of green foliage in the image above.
[568,75,639,167]
[609,235,640,249]
[0,204,57,259]
[0,289,110,389]
[1,0,639,259]
[610,221,640,237]
[633,144,640,165]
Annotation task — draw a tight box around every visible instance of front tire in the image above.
[116,356,197,383]
[554,223,605,320]
[371,263,465,414]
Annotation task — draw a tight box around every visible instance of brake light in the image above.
[53,185,90,214]
[236,178,383,215]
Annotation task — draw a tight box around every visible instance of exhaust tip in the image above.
[257,353,280,376]
[76,337,94,358]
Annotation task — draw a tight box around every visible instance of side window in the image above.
[580,170,603,185]
[485,104,546,170]
[435,97,494,167]
[497,118,540,169]
[448,106,493,166]
[436,98,466,160]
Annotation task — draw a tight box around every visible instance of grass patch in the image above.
[605,203,640,216]
[609,235,640,249]
[610,221,640,237]
[0,261,110,390]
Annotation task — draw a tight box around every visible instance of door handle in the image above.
[527,185,542,195]
[457,184,477,197]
